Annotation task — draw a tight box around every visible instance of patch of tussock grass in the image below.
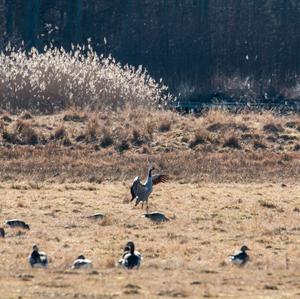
[189,128,211,148]
[2,119,40,145]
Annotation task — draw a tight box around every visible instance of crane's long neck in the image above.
[148,168,153,178]
[145,168,153,186]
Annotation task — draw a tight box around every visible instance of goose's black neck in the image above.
[130,244,135,254]
[127,241,135,254]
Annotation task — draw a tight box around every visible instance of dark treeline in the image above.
[1,0,300,101]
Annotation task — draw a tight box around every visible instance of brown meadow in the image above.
[0,108,299,298]
[0,182,300,298]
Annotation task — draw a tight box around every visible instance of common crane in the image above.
[130,166,168,211]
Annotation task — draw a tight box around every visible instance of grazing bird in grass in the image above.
[229,245,250,266]
[0,227,5,238]
[5,219,30,230]
[28,244,48,268]
[72,255,92,269]
[86,213,104,220]
[119,241,142,269]
[144,211,169,223]
[130,166,168,211]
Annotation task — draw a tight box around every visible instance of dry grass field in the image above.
[0,108,299,298]
[0,109,299,183]
[0,182,300,299]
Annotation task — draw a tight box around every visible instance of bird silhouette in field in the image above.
[28,244,48,268]
[143,211,169,223]
[130,165,168,211]
[72,255,92,269]
[5,219,30,230]
[229,245,250,266]
[119,241,142,269]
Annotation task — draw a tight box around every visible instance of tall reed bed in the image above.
[0,44,173,112]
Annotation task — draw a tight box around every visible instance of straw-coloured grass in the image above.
[0,108,299,183]
[0,45,174,112]
[0,182,299,298]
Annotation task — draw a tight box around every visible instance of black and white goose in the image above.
[130,166,168,210]
[28,244,48,268]
[119,241,142,269]
[229,245,250,266]
[71,255,92,269]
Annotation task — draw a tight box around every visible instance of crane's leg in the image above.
[146,199,149,212]
[141,202,144,209]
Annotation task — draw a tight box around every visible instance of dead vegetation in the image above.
[0,46,173,112]
[0,108,299,183]
[0,182,299,298]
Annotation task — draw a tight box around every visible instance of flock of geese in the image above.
[1,165,250,270]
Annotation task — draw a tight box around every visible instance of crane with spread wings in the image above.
[130,166,169,211]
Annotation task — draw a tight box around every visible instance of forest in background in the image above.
[1,0,300,101]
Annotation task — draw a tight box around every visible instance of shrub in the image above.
[158,120,171,132]
[20,111,32,120]
[100,128,113,148]
[53,126,68,140]
[63,111,87,122]
[131,128,149,146]
[85,119,99,141]
[189,129,210,148]
[116,139,130,153]
[253,140,267,150]
[294,144,300,151]
[2,115,12,123]
[263,123,283,134]
[3,120,39,145]
[223,136,241,149]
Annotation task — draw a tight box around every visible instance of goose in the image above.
[130,166,168,211]
[0,227,4,238]
[144,211,169,223]
[28,244,48,268]
[5,219,30,230]
[229,245,250,266]
[119,241,142,269]
[86,213,104,220]
[71,255,92,269]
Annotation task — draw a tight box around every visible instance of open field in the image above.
[0,109,299,183]
[0,108,299,298]
[0,182,300,299]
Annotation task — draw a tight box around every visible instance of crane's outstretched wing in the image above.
[152,174,169,185]
[130,176,142,201]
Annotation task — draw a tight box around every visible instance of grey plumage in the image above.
[86,213,104,220]
[130,166,169,210]
[5,219,30,230]
[144,212,169,223]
